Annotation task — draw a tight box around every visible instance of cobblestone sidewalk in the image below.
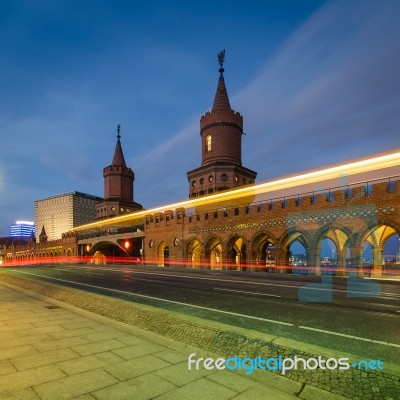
[0,282,306,400]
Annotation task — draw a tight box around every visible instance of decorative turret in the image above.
[39,226,48,244]
[187,51,257,198]
[97,125,142,219]
[200,50,243,166]
[103,124,134,202]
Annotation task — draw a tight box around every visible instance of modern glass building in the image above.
[10,221,35,238]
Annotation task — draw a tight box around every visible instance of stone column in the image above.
[307,246,320,276]
[275,247,289,273]
[349,246,363,277]
[336,248,347,277]
[371,246,383,278]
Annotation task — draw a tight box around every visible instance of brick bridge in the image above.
[4,154,400,278]
[142,173,400,278]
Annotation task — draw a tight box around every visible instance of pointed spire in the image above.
[40,226,46,236]
[112,124,127,167]
[212,49,232,112]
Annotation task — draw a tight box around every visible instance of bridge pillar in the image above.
[247,248,259,272]
[307,247,320,275]
[275,248,288,273]
[336,249,347,276]
[371,246,383,278]
[349,246,363,277]
[200,250,207,269]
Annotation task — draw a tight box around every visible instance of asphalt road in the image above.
[5,264,400,364]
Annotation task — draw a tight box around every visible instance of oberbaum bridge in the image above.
[4,52,400,278]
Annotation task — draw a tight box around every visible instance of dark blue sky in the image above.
[1,0,399,239]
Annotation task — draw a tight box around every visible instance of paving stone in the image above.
[92,372,177,400]
[0,345,39,361]
[82,332,119,342]
[89,325,127,335]
[0,365,66,391]
[0,387,40,400]
[0,335,51,351]
[0,327,58,340]
[29,325,67,334]
[154,361,214,386]
[233,386,298,400]
[56,351,125,375]
[206,370,257,393]
[60,320,100,330]
[33,336,90,352]
[11,348,79,371]
[153,377,238,400]
[154,350,188,364]
[299,384,350,400]
[250,368,304,395]
[72,338,127,356]
[0,323,35,333]
[112,342,167,360]
[48,327,96,339]
[72,394,96,400]
[32,319,76,328]
[33,368,119,400]
[104,354,171,380]
[0,360,16,375]
[117,335,147,346]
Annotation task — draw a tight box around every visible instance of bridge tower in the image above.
[187,50,257,198]
[96,125,142,219]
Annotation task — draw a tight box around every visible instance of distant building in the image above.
[34,192,103,241]
[10,221,35,238]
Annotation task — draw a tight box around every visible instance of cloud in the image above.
[234,0,400,179]
[1,0,399,236]
[131,0,400,208]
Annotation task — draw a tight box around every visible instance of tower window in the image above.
[206,135,212,152]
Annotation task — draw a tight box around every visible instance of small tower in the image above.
[96,125,142,219]
[187,50,257,198]
[39,226,48,244]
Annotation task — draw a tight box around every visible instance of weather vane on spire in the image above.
[117,124,121,140]
[218,49,225,74]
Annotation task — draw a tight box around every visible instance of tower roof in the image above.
[212,49,232,112]
[112,124,127,167]
[212,74,232,112]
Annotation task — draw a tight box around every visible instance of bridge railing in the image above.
[180,174,400,220]
[77,224,144,241]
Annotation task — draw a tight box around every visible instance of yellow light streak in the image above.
[73,150,400,232]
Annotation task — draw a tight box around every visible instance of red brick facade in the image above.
[144,179,400,278]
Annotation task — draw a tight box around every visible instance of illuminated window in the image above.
[206,135,212,152]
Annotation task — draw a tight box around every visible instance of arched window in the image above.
[206,135,212,152]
